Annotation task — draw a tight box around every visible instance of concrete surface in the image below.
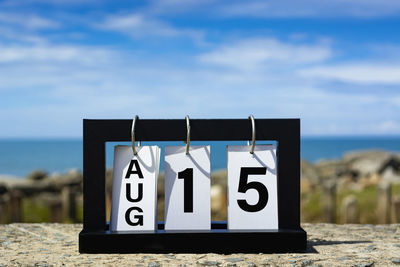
[0,223,400,266]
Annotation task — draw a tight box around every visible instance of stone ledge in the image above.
[0,223,399,266]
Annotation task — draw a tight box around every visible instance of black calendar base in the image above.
[79,222,307,253]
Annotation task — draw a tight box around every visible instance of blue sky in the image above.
[0,0,400,137]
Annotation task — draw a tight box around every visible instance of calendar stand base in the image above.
[79,222,307,253]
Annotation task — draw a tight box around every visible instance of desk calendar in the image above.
[79,117,307,253]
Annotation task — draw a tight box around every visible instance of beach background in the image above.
[1,136,400,225]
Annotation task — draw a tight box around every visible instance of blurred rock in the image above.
[211,170,227,188]
[381,167,400,183]
[379,156,400,174]
[210,171,227,221]
[27,170,48,181]
[353,170,384,190]
[315,160,348,180]
[343,150,389,163]
[65,168,82,181]
[366,173,382,186]
[301,150,400,188]
[0,169,82,197]
[301,161,320,186]
[211,184,226,212]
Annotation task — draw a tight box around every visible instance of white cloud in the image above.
[97,13,204,42]
[0,26,47,43]
[299,64,400,84]
[0,12,59,45]
[198,38,332,70]
[0,44,116,64]
[0,12,59,29]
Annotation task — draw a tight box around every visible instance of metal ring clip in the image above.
[131,115,140,155]
[249,115,256,154]
[185,115,190,155]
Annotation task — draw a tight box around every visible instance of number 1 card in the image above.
[227,145,278,231]
[164,146,211,231]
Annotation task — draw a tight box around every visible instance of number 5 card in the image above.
[227,145,278,231]
[164,146,211,231]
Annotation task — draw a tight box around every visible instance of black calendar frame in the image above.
[79,119,307,253]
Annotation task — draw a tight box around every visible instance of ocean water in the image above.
[0,137,399,177]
